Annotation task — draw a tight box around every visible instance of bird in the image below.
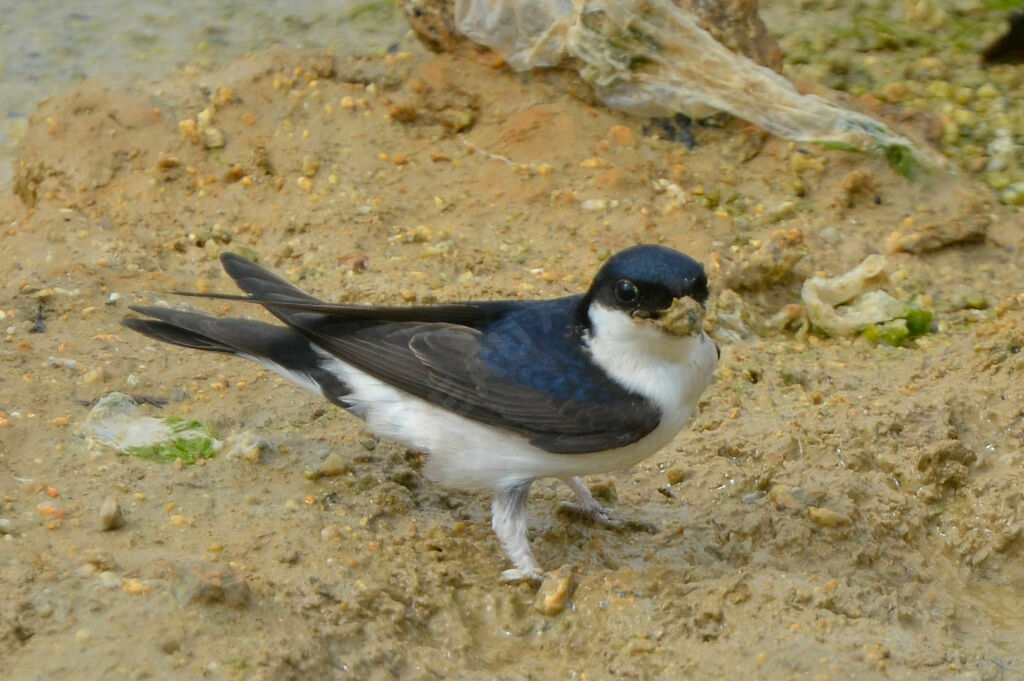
[122,245,719,582]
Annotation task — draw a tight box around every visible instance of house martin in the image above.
[123,245,718,581]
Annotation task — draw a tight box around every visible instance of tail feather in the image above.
[122,306,351,405]
[124,306,294,356]
[121,316,237,354]
[219,253,318,303]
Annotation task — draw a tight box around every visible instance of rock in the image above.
[301,155,320,177]
[84,548,117,570]
[808,506,850,527]
[885,213,989,253]
[159,638,181,654]
[1000,182,1024,206]
[915,440,977,493]
[708,289,764,341]
[98,571,122,589]
[224,431,274,463]
[720,229,806,291]
[769,484,804,512]
[535,565,574,616]
[321,524,343,542]
[399,0,461,53]
[675,0,783,71]
[174,563,251,608]
[99,496,125,531]
[607,125,637,148]
[200,127,226,149]
[321,452,349,477]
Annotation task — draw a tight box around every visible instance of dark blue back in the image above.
[478,296,622,403]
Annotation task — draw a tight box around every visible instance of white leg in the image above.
[564,476,604,515]
[491,479,543,583]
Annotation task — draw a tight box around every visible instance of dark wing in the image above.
[295,318,660,454]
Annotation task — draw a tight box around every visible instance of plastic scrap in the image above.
[453,0,936,173]
[82,392,220,464]
[801,254,926,341]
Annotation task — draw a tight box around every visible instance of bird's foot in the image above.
[500,566,545,584]
[557,501,659,534]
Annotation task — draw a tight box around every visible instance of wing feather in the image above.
[299,319,659,454]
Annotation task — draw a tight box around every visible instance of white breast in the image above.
[583,303,717,434]
[288,306,717,491]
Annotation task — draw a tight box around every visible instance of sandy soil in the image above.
[2,38,1023,680]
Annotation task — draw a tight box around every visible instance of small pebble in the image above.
[975,82,999,99]
[179,119,199,143]
[160,639,181,654]
[99,496,125,531]
[83,367,107,383]
[321,452,349,476]
[301,156,320,177]
[98,571,122,589]
[882,81,908,103]
[535,565,574,615]
[1000,182,1024,206]
[174,562,250,607]
[225,432,273,463]
[321,524,343,542]
[808,506,850,527]
[200,127,226,149]
[769,484,804,512]
[123,578,150,595]
[45,357,79,372]
[607,125,637,148]
[926,80,952,99]
[960,292,989,310]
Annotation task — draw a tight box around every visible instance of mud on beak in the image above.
[632,296,705,337]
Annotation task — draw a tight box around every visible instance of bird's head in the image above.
[580,245,709,339]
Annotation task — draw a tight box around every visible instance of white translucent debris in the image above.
[455,0,936,171]
[82,392,220,464]
[455,0,574,69]
[801,255,906,336]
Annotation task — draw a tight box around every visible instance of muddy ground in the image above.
[2,29,1024,681]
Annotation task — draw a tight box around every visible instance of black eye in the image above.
[614,279,639,304]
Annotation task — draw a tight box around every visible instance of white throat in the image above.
[584,303,717,418]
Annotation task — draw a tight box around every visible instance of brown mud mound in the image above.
[2,43,1023,680]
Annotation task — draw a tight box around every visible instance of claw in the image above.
[558,476,659,533]
[557,501,659,534]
